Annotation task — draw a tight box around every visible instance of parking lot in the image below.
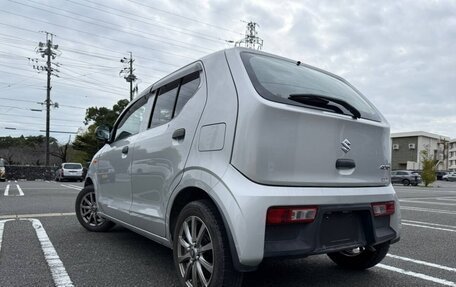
[1,181,456,286]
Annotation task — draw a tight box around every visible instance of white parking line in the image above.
[402,223,456,233]
[400,199,456,207]
[387,254,456,272]
[0,219,74,286]
[3,184,9,196]
[65,184,81,189]
[60,184,80,191]
[377,264,456,286]
[28,219,74,287]
[437,197,456,202]
[0,212,76,219]
[402,219,456,229]
[0,219,12,252]
[16,184,24,196]
[400,206,456,215]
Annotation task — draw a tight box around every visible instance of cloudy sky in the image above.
[0,0,455,143]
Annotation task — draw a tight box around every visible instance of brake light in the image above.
[267,206,318,225]
[371,201,395,217]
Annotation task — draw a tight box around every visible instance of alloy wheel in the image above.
[79,191,105,227]
[177,216,214,287]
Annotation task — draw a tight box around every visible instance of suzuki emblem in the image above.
[341,139,351,153]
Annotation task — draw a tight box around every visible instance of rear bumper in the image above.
[264,203,397,258]
[62,174,83,179]
[217,165,401,268]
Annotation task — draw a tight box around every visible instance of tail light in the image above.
[267,206,318,225]
[371,201,395,217]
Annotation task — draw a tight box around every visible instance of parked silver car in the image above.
[75,48,400,287]
[390,170,422,186]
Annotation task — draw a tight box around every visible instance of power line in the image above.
[0,25,183,68]
[1,127,78,134]
[65,0,230,42]
[0,97,86,110]
[0,113,84,123]
[0,9,201,60]
[58,67,127,92]
[126,0,242,35]
[51,81,128,98]
[11,0,220,53]
[0,121,82,128]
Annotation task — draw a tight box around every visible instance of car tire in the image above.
[173,200,243,287]
[327,242,390,270]
[402,179,410,186]
[75,185,114,232]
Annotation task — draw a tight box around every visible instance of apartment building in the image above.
[391,131,450,171]
[449,139,456,171]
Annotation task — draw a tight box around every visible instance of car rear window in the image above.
[241,52,381,121]
[63,164,82,169]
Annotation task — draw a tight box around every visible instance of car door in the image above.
[96,95,151,222]
[129,65,205,236]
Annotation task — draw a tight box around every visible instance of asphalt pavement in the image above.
[1,180,456,286]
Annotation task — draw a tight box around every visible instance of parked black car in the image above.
[391,170,422,186]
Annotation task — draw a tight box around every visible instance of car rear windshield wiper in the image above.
[288,94,361,119]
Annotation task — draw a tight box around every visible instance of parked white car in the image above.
[75,48,400,287]
[447,173,456,182]
[55,163,84,182]
[443,172,456,181]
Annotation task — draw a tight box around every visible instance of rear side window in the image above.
[0,159,4,167]
[241,52,380,121]
[173,71,200,117]
[150,81,179,128]
[63,164,82,169]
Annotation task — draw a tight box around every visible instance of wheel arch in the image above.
[167,185,256,272]
[84,176,94,187]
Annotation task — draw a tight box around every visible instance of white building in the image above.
[449,139,456,171]
[391,131,450,171]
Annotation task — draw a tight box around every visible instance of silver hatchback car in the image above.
[76,48,400,287]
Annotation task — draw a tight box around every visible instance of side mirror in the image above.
[95,125,111,142]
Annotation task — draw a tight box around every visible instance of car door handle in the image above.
[336,159,355,169]
[122,146,129,154]
[172,128,185,140]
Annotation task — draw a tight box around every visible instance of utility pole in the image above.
[36,31,60,166]
[227,21,264,50]
[120,52,138,101]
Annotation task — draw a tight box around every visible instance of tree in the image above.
[420,148,436,187]
[0,135,59,165]
[50,136,71,163]
[73,99,129,161]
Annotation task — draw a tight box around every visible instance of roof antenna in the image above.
[296,61,301,66]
